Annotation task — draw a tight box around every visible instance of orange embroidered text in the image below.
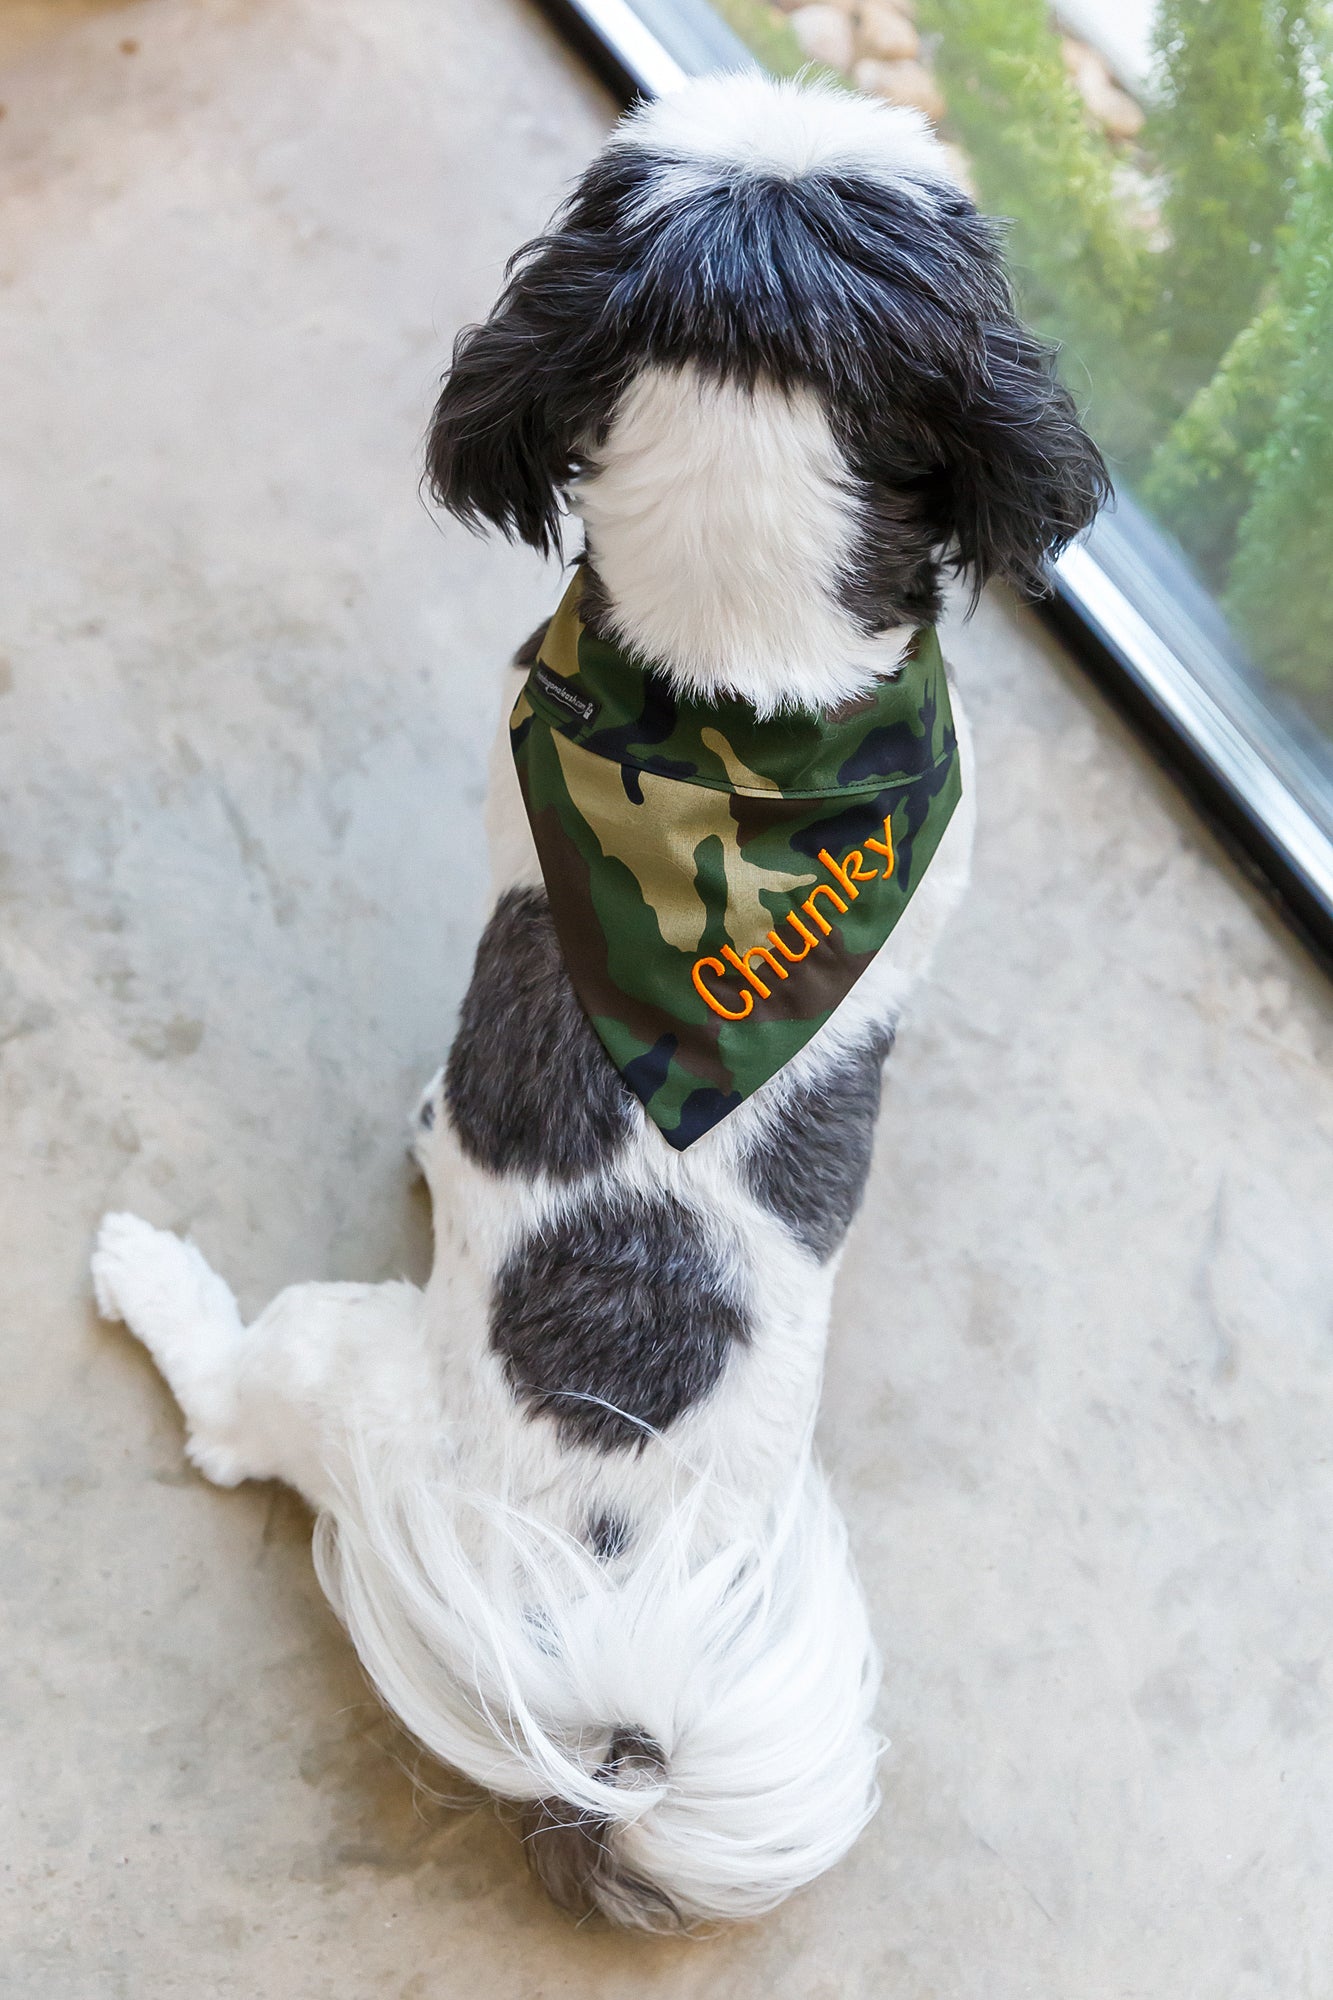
[692,820,896,1021]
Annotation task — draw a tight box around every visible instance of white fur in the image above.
[574,362,915,714]
[614,71,956,193]
[313,1450,882,1923]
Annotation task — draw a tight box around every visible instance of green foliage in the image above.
[1140,303,1291,580]
[1226,113,1333,711]
[1149,0,1316,404]
[916,0,1153,460]
[709,0,812,78]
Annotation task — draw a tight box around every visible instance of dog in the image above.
[91,73,1106,1930]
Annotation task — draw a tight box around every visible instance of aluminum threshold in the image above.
[535,0,1333,964]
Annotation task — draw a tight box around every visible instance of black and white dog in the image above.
[92,75,1105,1929]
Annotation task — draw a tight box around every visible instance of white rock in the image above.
[852,56,945,123]
[786,3,856,69]
[855,1,920,62]
[1062,35,1145,141]
[1093,77,1145,141]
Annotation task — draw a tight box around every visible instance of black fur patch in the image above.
[744,1030,894,1261]
[836,477,947,637]
[445,887,635,1181]
[425,145,1108,617]
[491,1192,750,1450]
[513,620,550,667]
[587,1510,631,1562]
[520,1728,674,1926]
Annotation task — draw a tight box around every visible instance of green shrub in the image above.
[709,0,812,78]
[1149,0,1316,406]
[916,0,1154,461]
[1140,303,1291,582]
[1226,112,1333,713]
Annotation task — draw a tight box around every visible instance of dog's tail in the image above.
[313,1446,882,1929]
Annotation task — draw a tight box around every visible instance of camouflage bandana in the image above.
[510,570,962,1150]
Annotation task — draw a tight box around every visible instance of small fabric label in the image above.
[533,663,598,725]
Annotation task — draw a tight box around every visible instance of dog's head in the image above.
[427,73,1107,684]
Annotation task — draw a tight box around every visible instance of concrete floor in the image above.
[2,1,1331,1993]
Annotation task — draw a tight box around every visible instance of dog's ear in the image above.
[425,197,630,559]
[805,177,1110,605]
[938,311,1111,600]
[426,280,572,559]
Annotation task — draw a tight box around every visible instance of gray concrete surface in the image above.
[2,1,1331,1994]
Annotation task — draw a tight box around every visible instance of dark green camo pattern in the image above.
[511,569,962,1149]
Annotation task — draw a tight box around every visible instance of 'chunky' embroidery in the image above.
[692,823,896,1020]
[510,569,961,1150]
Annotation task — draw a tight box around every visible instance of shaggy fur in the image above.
[91,74,1105,1930]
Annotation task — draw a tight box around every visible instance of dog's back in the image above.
[398,70,1099,1925]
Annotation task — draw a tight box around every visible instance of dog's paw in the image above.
[183,1433,249,1487]
[91,1211,232,1348]
[91,1211,173,1324]
[408,1066,446,1175]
